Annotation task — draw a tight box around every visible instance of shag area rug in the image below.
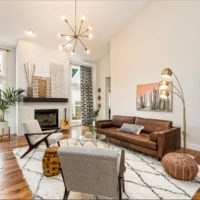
[13,138,200,199]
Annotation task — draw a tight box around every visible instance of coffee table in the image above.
[73,132,110,148]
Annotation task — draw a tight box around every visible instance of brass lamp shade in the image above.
[159,80,168,90]
[161,68,173,78]
[160,89,169,99]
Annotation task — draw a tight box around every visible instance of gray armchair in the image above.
[58,146,126,200]
[21,120,63,158]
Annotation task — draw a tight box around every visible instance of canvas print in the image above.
[136,82,172,112]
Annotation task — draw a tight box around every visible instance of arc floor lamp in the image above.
[159,68,186,153]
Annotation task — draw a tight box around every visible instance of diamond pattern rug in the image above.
[13,139,200,199]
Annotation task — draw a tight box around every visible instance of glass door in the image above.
[71,65,82,126]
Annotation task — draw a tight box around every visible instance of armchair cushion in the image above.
[24,120,43,144]
[112,115,135,127]
[47,133,63,145]
[58,147,121,198]
[24,120,42,133]
[135,117,172,133]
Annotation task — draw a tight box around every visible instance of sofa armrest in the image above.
[96,120,113,128]
[150,127,181,159]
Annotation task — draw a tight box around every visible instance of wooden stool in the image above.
[42,146,61,177]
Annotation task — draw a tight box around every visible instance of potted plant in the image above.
[0,88,24,136]
[90,109,100,138]
[91,108,100,127]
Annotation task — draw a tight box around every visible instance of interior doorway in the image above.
[105,77,111,119]
[71,64,82,126]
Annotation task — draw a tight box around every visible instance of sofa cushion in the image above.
[135,117,172,133]
[98,127,157,150]
[119,123,144,135]
[112,115,135,127]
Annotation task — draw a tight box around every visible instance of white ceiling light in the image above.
[26,30,34,36]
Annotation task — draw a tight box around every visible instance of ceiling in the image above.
[0,0,149,63]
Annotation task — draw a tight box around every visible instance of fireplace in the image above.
[34,109,58,130]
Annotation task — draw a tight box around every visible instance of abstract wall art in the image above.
[136,82,172,112]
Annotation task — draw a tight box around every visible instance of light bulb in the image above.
[81,16,86,21]
[58,33,62,38]
[58,45,63,50]
[88,34,93,39]
[66,36,71,41]
[88,26,92,31]
[86,49,90,54]
[71,50,75,55]
[62,16,67,21]
[159,80,168,90]
[66,43,72,48]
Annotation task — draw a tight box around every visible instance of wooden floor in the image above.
[0,126,199,199]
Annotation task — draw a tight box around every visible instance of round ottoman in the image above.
[42,146,61,177]
[162,152,198,181]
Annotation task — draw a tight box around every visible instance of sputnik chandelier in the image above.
[58,0,93,55]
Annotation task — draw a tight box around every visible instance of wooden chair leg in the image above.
[45,140,49,148]
[118,177,122,200]
[21,147,33,159]
[63,189,70,200]
[57,141,60,147]
[122,176,125,192]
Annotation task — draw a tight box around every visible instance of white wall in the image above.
[110,1,200,150]
[96,45,111,120]
[16,40,70,135]
[5,48,16,134]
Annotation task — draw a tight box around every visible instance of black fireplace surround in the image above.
[35,109,58,130]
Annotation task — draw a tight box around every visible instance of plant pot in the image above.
[0,121,9,136]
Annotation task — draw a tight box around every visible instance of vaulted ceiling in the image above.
[0,0,149,62]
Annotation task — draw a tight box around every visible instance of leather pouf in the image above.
[162,152,198,181]
[42,146,61,177]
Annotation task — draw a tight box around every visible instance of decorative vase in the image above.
[92,119,96,127]
[27,87,33,97]
[93,130,96,139]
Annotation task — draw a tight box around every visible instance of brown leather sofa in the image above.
[96,115,181,160]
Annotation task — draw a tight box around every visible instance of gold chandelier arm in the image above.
[62,38,75,47]
[73,39,78,52]
[78,38,87,50]
[64,19,76,35]
[78,22,83,36]
[60,34,74,37]
[79,35,88,38]
[79,28,89,36]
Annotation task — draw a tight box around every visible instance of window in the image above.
[71,65,81,121]
[0,50,6,90]
[0,51,4,76]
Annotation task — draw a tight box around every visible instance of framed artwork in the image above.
[136,82,172,112]
[50,63,65,98]
[32,76,51,98]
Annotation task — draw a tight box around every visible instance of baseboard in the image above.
[187,142,200,151]
[181,141,200,151]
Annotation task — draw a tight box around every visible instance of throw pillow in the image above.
[119,123,144,135]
